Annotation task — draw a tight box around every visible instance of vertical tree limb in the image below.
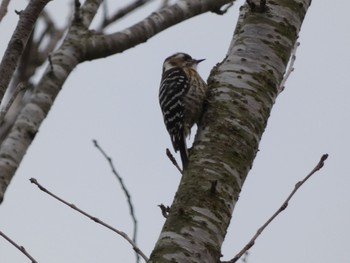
[148,1,312,262]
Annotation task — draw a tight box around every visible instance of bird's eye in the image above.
[182,54,192,61]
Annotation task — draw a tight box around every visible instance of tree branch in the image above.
[0,10,64,145]
[0,0,104,203]
[29,177,149,262]
[93,139,140,263]
[0,0,10,22]
[223,154,328,263]
[79,0,103,28]
[149,0,312,261]
[0,0,235,203]
[35,12,65,55]
[84,0,236,60]
[98,0,154,31]
[0,0,51,103]
[0,229,38,263]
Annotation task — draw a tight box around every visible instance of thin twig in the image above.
[166,148,182,173]
[0,0,11,22]
[98,0,154,30]
[158,203,170,218]
[279,41,300,93]
[29,178,148,262]
[36,10,65,65]
[92,139,140,263]
[223,154,329,263]
[0,229,38,263]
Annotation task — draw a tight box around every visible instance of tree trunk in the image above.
[149,1,312,262]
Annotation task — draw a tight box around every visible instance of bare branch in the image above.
[38,8,54,26]
[85,0,235,60]
[4,13,62,98]
[99,0,154,30]
[12,28,34,83]
[92,139,140,263]
[29,177,149,262]
[158,203,170,218]
[39,28,65,58]
[0,0,105,203]
[32,10,66,67]
[223,154,329,263]
[0,0,51,102]
[0,229,38,263]
[0,0,234,203]
[0,11,62,145]
[79,0,103,28]
[37,9,67,53]
[0,0,10,22]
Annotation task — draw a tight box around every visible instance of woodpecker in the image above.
[159,53,207,168]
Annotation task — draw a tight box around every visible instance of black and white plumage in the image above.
[159,53,207,168]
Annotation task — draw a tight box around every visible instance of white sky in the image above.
[0,1,349,262]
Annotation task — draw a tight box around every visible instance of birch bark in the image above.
[149,1,312,262]
[0,0,235,203]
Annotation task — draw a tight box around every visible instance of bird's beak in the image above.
[195,58,205,64]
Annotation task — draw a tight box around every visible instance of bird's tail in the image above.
[178,134,188,169]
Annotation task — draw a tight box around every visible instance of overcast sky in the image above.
[0,1,349,262]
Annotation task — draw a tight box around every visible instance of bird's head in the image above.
[162,53,205,72]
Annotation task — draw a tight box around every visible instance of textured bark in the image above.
[85,0,235,61]
[0,0,103,203]
[149,1,312,262]
[0,0,235,202]
[0,0,51,102]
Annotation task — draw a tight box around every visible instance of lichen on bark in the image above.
[149,1,311,262]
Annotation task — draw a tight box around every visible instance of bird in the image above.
[159,52,207,168]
